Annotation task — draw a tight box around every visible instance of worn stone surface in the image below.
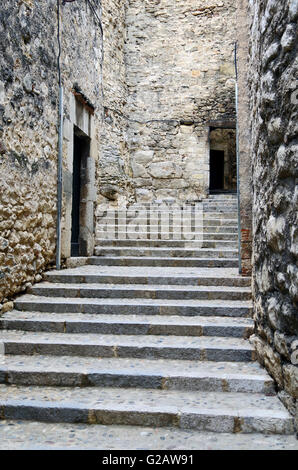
[0,421,297,450]
[248,0,298,427]
[0,200,296,443]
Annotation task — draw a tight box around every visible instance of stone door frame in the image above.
[61,91,97,260]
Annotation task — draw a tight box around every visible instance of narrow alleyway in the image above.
[0,195,296,449]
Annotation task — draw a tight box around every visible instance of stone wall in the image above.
[0,0,103,303]
[0,0,58,304]
[248,0,298,428]
[97,0,133,209]
[209,128,237,191]
[125,0,237,203]
[236,0,253,276]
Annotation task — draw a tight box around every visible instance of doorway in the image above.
[209,127,237,193]
[210,150,225,191]
[71,129,90,256]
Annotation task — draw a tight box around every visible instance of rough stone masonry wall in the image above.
[236,0,253,277]
[97,0,133,209]
[0,0,103,304]
[125,0,237,203]
[249,0,298,428]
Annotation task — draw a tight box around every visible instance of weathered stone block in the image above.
[132,150,154,165]
[266,215,286,252]
[250,335,284,388]
[148,162,183,179]
[135,188,152,202]
[131,162,149,178]
[283,365,298,399]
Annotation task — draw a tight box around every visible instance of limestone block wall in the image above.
[125,0,237,202]
[248,0,298,427]
[97,0,133,209]
[0,0,103,303]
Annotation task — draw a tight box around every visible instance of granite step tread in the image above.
[0,385,293,433]
[29,282,251,301]
[2,421,297,450]
[0,355,266,378]
[1,311,254,326]
[15,295,251,307]
[0,355,274,393]
[95,239,238,246]
[97,224,239,229]
[97,223,239,230]
[30,282,251,292]
[97,229,239,236]
[0,330,253,349]
[99,215,238,220]
[94,247,239,258]
[100,212,238,217]
[0,330,254,361]
[44,266,250,287]
[87,257,239,268]
[97,232,239,239]
[45,274,250,287]
[94,246,239,252]
[99,219,239,226]
[45,266,248,275]
[14,295,252,317]
[0,385,285,413]
[1,311,253,337]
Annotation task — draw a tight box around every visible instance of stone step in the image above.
[97,226,239,235]
[14,295,251,317]
[0,385,293,434]
[103,204,237,209]
[104,208,238,214]
[203,207,238,212]
[87,256,239,268]
[96,230,238,242]
[97,219,238,227]
[1,421,297,450]
[118,198,237,208]
[0,330,254,361]
[203,202,237,205]
[95,238,238,247]
[44,266,251,287]
[1,312,253,338]
[113,207,238,214]
[208,195,237,199]
[0,355,274,394]
[98,213,238,220]
[94,247,238,259]
[120,203,200,209]
[28,283,251,301]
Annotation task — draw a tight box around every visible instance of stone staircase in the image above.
[0,194,296,449]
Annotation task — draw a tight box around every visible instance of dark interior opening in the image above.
[209,150,225,191]
[71,130,90,257]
